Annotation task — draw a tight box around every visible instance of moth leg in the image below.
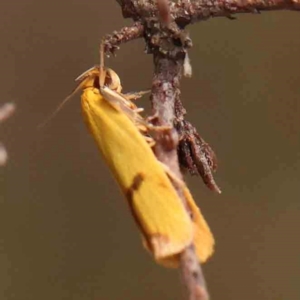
[145,136,156,148]
[124,90,151,101]
[145,113,172,131]
[134,108,144,113]
[146,112,159,124]
[145,119,171,132]
[148,124,171,131]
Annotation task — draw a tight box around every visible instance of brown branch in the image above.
[105,0,300,188]
[0,103,15,123]
[111,1,214,300]
[157,0,172,25]
[104,3,218,190]
[107,0,299,299]
[150,42,210,300]
[115,0,300,27]
[172,0,300,26]
[103,22,144,55]
[0,102,16,166]
[180,245,209,300]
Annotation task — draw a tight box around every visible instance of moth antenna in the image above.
[37,83,82,129]
[99,41,105,89]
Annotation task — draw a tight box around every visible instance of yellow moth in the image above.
[63,46,214,267]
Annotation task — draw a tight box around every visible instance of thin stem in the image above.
[151,50,209,300]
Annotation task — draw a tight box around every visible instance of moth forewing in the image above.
[153,162,215,266]
[80,80,215,267]
[81,87,196,265]
[183,186,214,263]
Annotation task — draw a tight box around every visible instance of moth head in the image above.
[75,66,122,93]
[104,68,122,93]
[38,65,122,128]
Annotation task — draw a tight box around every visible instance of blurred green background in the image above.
[1,1,300,300]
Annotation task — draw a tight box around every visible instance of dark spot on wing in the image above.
[125,173,145,204]
[131,173,144,191]
[125,173,154,252]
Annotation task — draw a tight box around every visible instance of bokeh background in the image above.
[1,1,300,300]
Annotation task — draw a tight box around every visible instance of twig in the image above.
[115,0,300,25]
[157,0,172,25]
[105,0,300,189]
[0,103,15,123]
[150,38,210,300]
[104,4,218,190]
[180,245,209,300]
[111,1,212,300]
[172,0,300,25]
[0,102,16,166]
[105,0,300,299]
[103,22,144,55]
